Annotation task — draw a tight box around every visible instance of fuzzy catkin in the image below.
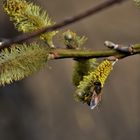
[75,60,113,103]
[72,58,97,87]
[3,0,57,47]
[0,43,48,85]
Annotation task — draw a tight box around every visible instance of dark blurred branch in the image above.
[0,0,127,49]
[49,43,140,60]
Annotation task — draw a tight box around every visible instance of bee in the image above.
[88,80,102,109]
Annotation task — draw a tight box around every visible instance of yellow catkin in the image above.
[0,43,48,86]
[75,60,114,103]
[3,0,26,16]
[3,0,57,48]
[94,60,112,87]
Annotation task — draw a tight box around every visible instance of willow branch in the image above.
[49,44,140,60]
[0,0,127,49]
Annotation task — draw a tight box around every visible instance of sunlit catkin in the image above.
[74,60,115,104]
[3,0,57,47]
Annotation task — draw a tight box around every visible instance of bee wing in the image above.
[90,91,102,110]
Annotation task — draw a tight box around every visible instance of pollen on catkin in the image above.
[74,60,114,103]
[3,0,57,47]
[0,43,48,85]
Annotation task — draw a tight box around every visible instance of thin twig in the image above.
[0,0,127,49]
[48,44,140,60]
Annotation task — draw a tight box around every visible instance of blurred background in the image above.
[0,0,140,140]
